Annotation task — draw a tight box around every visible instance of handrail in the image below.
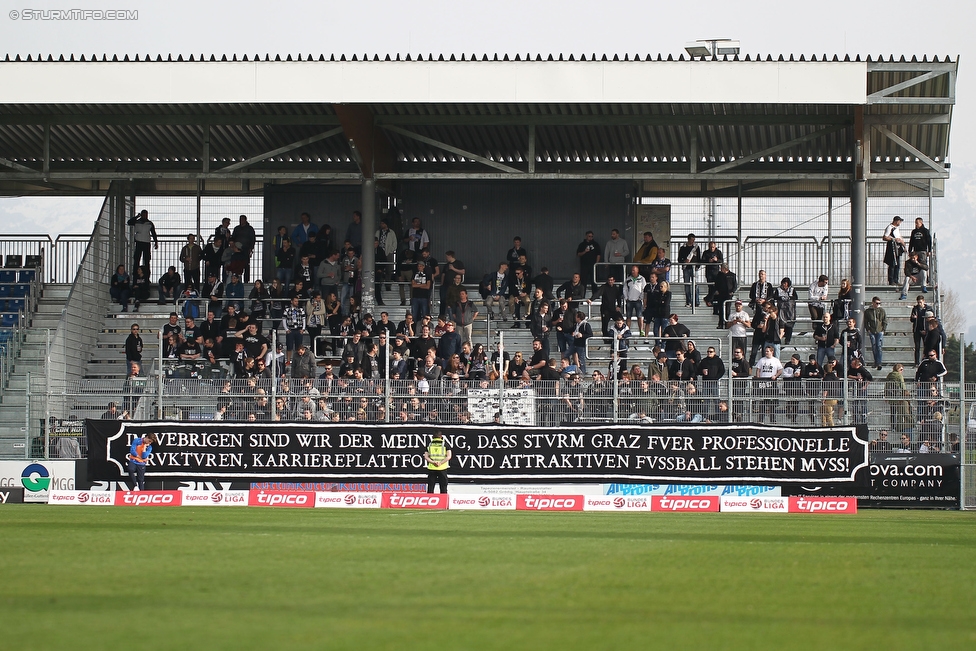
[44,189,124,422]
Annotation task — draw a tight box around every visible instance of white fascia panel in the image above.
[0,61,868,104]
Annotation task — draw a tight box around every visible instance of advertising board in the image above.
[247,490,314,508]
[47,490,115,505]
[0,460,76,503]
[448,494,517,510]
[180,490,249,506]
[516,495,584,511]
[314,492,383,509]
[583,495,652,512]
[719,496,789,513]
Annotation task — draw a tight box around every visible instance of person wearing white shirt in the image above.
[754,346,784,422]
[622,265,647,335]
[726,299,752,355]
[808,274,829,321]
[882,216,907,285]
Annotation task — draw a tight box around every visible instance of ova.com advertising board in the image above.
[0,461,75,503]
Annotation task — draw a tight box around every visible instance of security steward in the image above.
[423,431,452,494]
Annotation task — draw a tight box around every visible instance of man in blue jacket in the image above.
[127,433,158,491]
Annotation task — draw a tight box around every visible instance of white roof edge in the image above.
[0,60,868,104]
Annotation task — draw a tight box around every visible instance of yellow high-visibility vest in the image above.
[427,439,449,471]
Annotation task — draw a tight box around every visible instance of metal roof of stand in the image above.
[0,53,956,197]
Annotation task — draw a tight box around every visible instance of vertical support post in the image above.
[196,180,203,242]
[959,332,967,509]
[851,105,867,331]
[851,180,867,329]
[690,128,698,175]
[26,371,33,459]
[360,178,377,315]
[384,336,391,423]
[42,124,51,177]
[527,125,536,175]
[736,182,743,282]
[271,329,278,421]
[928,179,934,231]
[842,335,849,425]
[612,338,619,423]
[498,331,505,424]
[202,124,210,174]
[44,329,51,448]
[157,328,164,420]
[827,180,833,283]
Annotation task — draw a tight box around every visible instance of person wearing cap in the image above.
[923,316,946,361]
[899,251,929,301]
[677,233,702,307]
[882,216,906,285]
[423,431,452,494]
[808,274,829,321]
[101,401,128,420]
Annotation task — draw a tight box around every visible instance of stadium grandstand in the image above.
[0,52,970,503]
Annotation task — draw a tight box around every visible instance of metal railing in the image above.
[43,191,130,423]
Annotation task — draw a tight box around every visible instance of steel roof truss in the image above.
[212,127,344,174]
[0,156,37,173]
[868,69,945,100]
[382,124,522,174]
[702,126,844,175]
[872,125,947,176]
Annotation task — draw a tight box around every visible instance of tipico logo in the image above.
[21,463,51,492]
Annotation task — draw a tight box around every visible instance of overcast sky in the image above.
[1,0,973,335]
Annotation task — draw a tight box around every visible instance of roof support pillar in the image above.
[202,124,210,174]
[360,177,377,315]
[851,107,867,329]
[42,124,50,177]
[527,125,536,174]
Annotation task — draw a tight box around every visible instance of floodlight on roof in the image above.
[684,39,740,58]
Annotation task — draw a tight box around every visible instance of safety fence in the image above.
[26,375,974,451]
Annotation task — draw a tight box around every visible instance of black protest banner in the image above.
[86,420,869,484]
[782,453,960,508]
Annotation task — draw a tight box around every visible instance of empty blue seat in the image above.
[18,270,35,283]
[7,298,25,312]
[1,314,18,327]
[0,271,15,283]
[0,286,10,298]
[10,284,28,297]
[4,255,22,268]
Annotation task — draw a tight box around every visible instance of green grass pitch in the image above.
[1,507,974,650]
